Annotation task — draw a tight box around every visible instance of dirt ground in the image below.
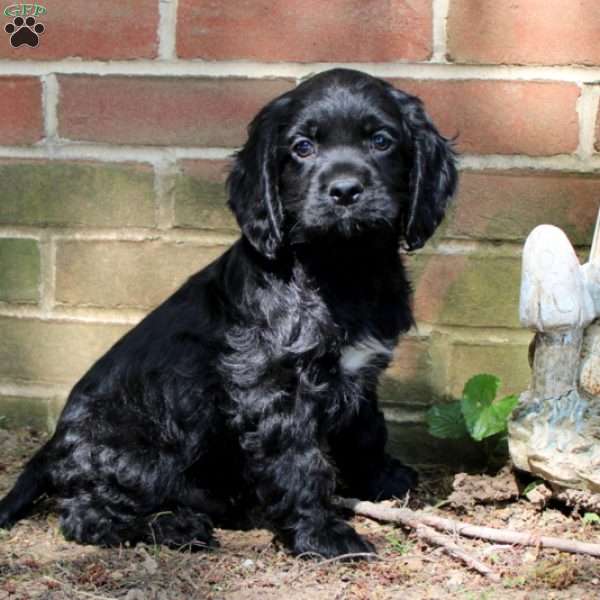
[1,428,599,600]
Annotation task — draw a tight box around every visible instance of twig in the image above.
[414,522,501,582]
[335,497,600,558]
[336,498,499,580]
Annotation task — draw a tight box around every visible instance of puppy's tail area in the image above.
[0,445,52,529]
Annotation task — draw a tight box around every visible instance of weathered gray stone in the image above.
[509,221,600,492]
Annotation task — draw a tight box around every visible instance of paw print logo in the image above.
[5,16,45,48]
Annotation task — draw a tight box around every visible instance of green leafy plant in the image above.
[386,533,413,555]
[582,512,600,526]
[426,374,519,442]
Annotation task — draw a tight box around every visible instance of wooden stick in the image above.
[335,497,600,559]
[334,497,499,580]
[413,522,501,581]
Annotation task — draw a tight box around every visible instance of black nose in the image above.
[329,178,364,206]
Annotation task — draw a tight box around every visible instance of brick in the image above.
[380,337,437,406]
[392,80,579,155]
[0,239,40,303]
[448,0,600,66]
[177,0,432,62]
[387,421,495,468]
[55,241,229,309]
[0,396,48,430]
[174,160,238,231]
[0,161,155,228]
[0,317,129,384]
[445,170,600,245]
[0,1,158,60]
[384,331,532,465]
[409,252,522,328]
[58,77,295,147]
[0,78,43,144]
[447,341,531,399]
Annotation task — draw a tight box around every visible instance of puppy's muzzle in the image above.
[328,178,364,206]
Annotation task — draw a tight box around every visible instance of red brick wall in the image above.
[0,1,597,430]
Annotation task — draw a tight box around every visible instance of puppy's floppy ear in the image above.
[391,89,458,251]
[227,97,289,260]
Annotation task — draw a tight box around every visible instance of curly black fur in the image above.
[0,69,457,557]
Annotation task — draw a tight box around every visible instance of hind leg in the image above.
[51,435,217,549]
[59,496,215,549]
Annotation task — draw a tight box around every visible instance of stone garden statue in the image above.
[509,211,600,492]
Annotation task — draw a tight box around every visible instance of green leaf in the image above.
[494,394,519,423]
[460,374,519,441]
[461,374,497,439]
[522,480,545,496]
[426,401,469,439]
[462,374,500,412]
[462,393,519,442]
[582,512,600,525]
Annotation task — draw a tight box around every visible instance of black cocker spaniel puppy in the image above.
[0,69,456,558]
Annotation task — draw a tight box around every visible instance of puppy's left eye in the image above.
[371,132,393,151]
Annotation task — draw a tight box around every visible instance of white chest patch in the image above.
[339,336,393,374]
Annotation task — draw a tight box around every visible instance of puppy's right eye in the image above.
[292,139,316,158]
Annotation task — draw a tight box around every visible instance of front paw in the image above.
[289,518,376,559]
[364,457,418,501]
